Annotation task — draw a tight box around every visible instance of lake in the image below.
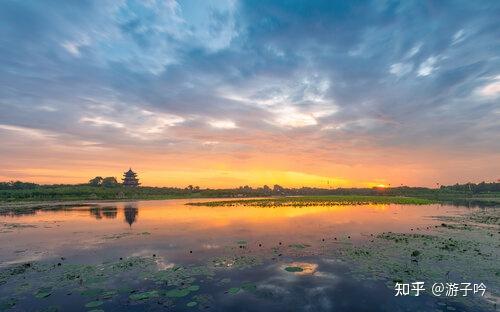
[0,199,498,311]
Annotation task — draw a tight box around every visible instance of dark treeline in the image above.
[0,181,498,202]
[209,183,500,197]
[439,182,500,193]
[0,181,39,190]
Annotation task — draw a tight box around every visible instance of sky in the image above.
[0,0,499,188]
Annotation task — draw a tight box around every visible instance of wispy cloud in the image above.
[209,120,237,129]
[477,76,500,98]
[417,56,439,77]
[81,117,125,128]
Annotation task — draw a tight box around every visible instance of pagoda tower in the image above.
[122,168,140,187]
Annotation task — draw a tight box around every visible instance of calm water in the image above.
[0,199,495,311]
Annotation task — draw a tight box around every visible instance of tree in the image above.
[273,184,285,194]
[0,181,38,190]
[262,185,272,195]
[89,176,103,186]
[102,177,118,187]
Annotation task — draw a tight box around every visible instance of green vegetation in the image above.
[0,181,498,206]
[84,300,104,308]
[0,184,205,202]
[129,291,159,301]
[284,266,304,272]
[164,289,191,298]
[335,209,499,309]
[88,176,119,187]
[227,287,240,295]
[187,195,436,207]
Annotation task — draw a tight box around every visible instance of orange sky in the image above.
[0,127,498,188]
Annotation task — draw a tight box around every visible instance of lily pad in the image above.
[39,307,59,312]
[241,282,257,292]
[129,290,159,301]
[165,288,190,298]
[81,288,103,297]
[186,301,198,307]
[84,300,104,308]
[187,285,200,292]
[228,287,240,294]
[100,290,117,299]
[284,266,304,272]
[0,299,16,310]
[35,289,52,299]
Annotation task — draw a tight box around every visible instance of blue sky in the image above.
[0,0,499,187]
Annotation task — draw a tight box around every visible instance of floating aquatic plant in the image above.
[129,290,159,301]
[165,288,191,298]
[84,300,104,308]
[227,287,240,295]
[284,266,303,272]
[35,287,52,299]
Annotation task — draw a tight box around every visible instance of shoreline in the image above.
[0,197,192,211]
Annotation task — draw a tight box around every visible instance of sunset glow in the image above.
[0,1,498,188]
[0,3,498,312]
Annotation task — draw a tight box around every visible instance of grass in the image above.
[0,185,205,203]
[186,195,436,207]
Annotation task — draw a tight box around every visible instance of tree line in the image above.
[1,180,498,196]
[88,176,120,187]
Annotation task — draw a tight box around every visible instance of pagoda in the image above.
[122,168,140,187]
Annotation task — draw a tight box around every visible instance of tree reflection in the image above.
[89,206,118,219]
[89,207,102,219]
[102,206,118,219]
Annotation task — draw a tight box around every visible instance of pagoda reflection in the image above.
[124,203,138,226]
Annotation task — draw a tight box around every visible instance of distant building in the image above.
[122,168,140,187]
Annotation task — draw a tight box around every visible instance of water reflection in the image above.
[0,199,496,312]
[0,199,495,220]
[123,203,138,226]
[89,206,118,219]
[78,204,137,225]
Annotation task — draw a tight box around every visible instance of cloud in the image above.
[452,29,466,45]
[417,56,439,77]
[406,43,422,58]
[477,76,500,98]
[272,106,318,128]
[81,117,125,128]
[0,124,58,140]
[0,0,499,186]
[61,35,91,57]
[208,120,238,129]
[390,63,413,77]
